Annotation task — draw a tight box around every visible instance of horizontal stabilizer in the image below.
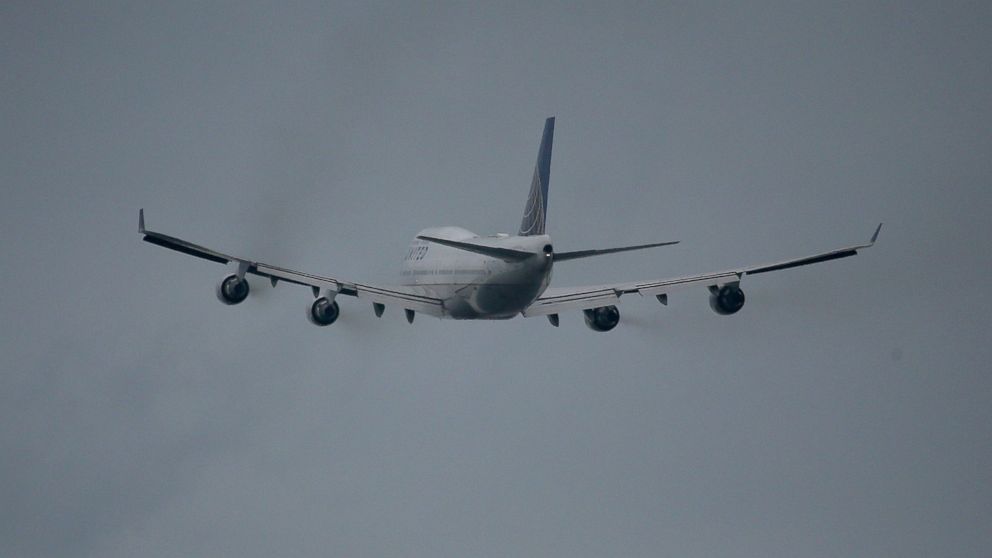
[416,235,534,261]
[554,240,680,262]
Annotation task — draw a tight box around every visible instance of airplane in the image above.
[139,117,881,332]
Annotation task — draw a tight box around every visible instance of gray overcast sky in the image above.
[2,2,991,557]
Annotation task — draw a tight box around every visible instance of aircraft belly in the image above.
[401,245,551,320]
[443,279,544,320]
[476,284,535,314]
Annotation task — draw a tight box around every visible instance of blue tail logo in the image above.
[519,117,555,236]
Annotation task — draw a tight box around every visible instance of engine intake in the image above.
[710,284,745,315]
[584,305,620,332]
[307,297,340,326]
[216,274,250,305]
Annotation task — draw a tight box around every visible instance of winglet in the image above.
[870,222,883,245]
[139,208,146,233]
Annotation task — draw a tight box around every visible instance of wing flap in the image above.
[142,229,233,265]
[252,262,343,290]
[355,284,445,316]
[743,223,881,275]
[633,271,743,297]
[522,288,620,317]
[743,248,858,275]
[139,209,444,316]
[523,225,881,317]
[522,271,740,316]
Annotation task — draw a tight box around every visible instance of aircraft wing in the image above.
[138,210,444,316]
[522,224,882,317]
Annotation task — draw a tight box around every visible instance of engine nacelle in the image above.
[710,284,745,315]
[307,297,340,326]
[583,305,620,332]
[216,274,250,305]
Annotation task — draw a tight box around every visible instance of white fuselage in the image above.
[399,227,553,319]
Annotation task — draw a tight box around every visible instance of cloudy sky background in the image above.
[3,2,991,556]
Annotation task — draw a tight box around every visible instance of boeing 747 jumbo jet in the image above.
[139,117,880,332]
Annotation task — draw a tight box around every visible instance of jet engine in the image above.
[710,284,745,315]
[583,305,620,332]
[307,297,340,326]
[216,274,250,305]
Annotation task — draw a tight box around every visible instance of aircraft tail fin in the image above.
[519,117,555,236]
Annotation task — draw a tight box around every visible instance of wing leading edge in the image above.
[138,209,444,316]
[522,224,882,317]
